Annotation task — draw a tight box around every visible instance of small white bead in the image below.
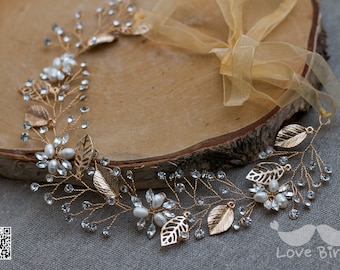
[154,213,167,227]
[58,148,75,160]
[48,159,58,174]
[269,180,279,193]
[152,193,165,209]
[254,191,268,203]
[275,193,288,209]
[133,207,149,218]
[44,144,55,159]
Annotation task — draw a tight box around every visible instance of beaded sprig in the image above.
[20,0,333,247]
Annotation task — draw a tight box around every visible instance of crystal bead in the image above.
[190,169,201,179]
[242,217,252,227]
[61,203,71,213]
[46,174,53,183]
[304,199,311,208]
[187,214,196,223]
[156,171,166,180]
[44,38,51,46]
[81,79,89,85]
[113,20,121,27]
[23,93,30,101]
[219,185,228,195]
[81,219,90,230]
[53,136,62,147]
[126,170,133,180]
[168,173,175,182]
[96,7,103,13]
[145,188,154,203]
[206,172,215,180]
[63,35,71,43]
[39,126,48,134]
[65,215,74,223]
[307,190,315,200]
[271,199,279,211]
[258,151,267,159]
[64,184,74,193]
[125,21,133,28]
[179,231,189,240]
[67,115,74,124]
[163,211,175,218]
[323,166,332,175]
[80,106,89,113]
[194,229,205,240]
[88,36,97,46]
[75,11,81,19]
[25,78,33,87]
[44,193,54,205]
[79,86,87,92]
[89,222,98,232]
[107,196,116,206]
[57,165,67,176]
[81,122,88,129]
[131,196,143,207]
[82,70,90,76]
[82,201,92,210]
[162,200,176,210]
[239,207,246,215]
[266,146,274,155]
[278,184,290,193]
[197,196,205,205]
[61,160,72,170]
[293,196,301,204]
[40,87,47,95]
[108,9,115,15]
[80,61,87,68]
[283,191,294,198]
[120,185,128,193]
[87,167,95,176]
[23,121,32,130]
[102,227,110,237]
[35,152,47,161]
[60,134,69,145]
[320,173,330,182]
[79,94,87,101]
[297,179,306,187]
[112,167,121,177]
[36,160,48,169]
[176,183,185,193]
[309,162,316,172]
[233,222,240,231]
[100,157,109,166]
[264,199,272,210]
[30,182,39,192]
[127,4,136,13]
[288,209,299,220]
[312,181,322,188]
[20,132,29,141]
[279,156,288,165]
[137,218,146,231]
[146,223,156,239]
[175,169,184,179]
[216,170,226,180]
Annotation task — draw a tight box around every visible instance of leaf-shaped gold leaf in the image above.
[25,105,50,127]
[93,165,120,199]
[160,216,189,247]
[74,134,94,175]
[207,205,234,235]
[246,162,285,185]
[88,33,116,46]
[275,124,308,148]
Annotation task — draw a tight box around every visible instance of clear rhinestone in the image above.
[297,179,306,187]
[146,223,156,239]
[216,170,226,180]
[82,70,90,76]
[82,201,92,210]
[187,214,196,223]
[168,173,175,182]
[35,152,47,161]
[80,61,87,68]
[45,174,53,183]
[307,190,315,200]
[44,193,54,205]
[278,184,290,193]
[312,181,322,188]
[81,79,89,85]
[239,207,246,215]
[23,121,32,130]
[131,196,143,207]
[80,106,89,113]
[288,209,299,220]
[194,229,205,240]
[179,231,189,240]
[25,78,33,87]
[162,200,177,210]
[23,93,30,101]
[175,169,184,179]
[126,170,133,180]
[58,94,65,102]
[81,122,88,129]
[39,126,48,134]
[102,227,110,237]
[89,222,98,232]
[44,38,51,46]
[64,183,74,193]
[272,199,279,211]
[36,160,48,169]
[75,11,81,19]
[57,28,64,36]
[266,146,274,155]
[145,189,154,203]
[57,165,67,176]
[61,203,71,213]
[206,172,215,180]
[254,183,265,192]
[233,222,240,231]
[108,9,115,15]
[112,167,121,177]
[304,199,311,208]
[125,21,133,28]
[65,214,74,223]
[88,36,97,46]
[61,160,72,170]
[320,173,330,182]
[76,22,83,30]
[127,4,136,13]
[258,151,267,159]
[100,157,109,166]
[323,166,332,175]
[107,196,116,206]
[242,217,252,227]
[279,156,288,165]
[309,162,316,171]
[293,196,301,204]
[30,182,39,192]
[197,196,205,205]
[54,136,61,147]
[96,7,103,13]
[190,169,201,179]
[219,185,228,195]
[20,132,29,141]
[137,218,146,231]
[40,87,47,95]
[113,20,121,27]
[163,211,175,218]
[67,115,74,124]
[81,219,90,229]
[63,35,71,43]
[87,167,95,176]
[120,185,128,193]
[284,191,294,198]
[176,183,185,193]
[264,199,272,210]
[40,73,48,80]
[61,133,69,145]
[79,85,88,91]
[156,171,166,180]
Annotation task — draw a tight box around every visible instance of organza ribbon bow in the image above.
[137,0,340,118]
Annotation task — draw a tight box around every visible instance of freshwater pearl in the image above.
[269,180,279,192]
[275,193,288,209]
[152,193,165,209]
[133,207,149,218]
[254,192,268,203]
[48,159,58,174]
[44,144,55,159]
[58,148,75,160]
[154,213,167,227]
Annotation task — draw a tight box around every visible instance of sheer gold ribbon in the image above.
[136,0,340,118]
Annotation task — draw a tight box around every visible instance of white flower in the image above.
[42,54,76,82]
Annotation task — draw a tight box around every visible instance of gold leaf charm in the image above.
[74,134,94,175]
[24,105,50,127]
[87,33,116,46]
[246,162,288,185]
[275,124,314,148]
[93,165,120,199]
[207,204,234,235]
[160,216,189,247]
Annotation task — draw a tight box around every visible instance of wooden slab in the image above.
[0,0,323,189]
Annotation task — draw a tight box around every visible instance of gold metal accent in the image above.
[246,162,285,185]
[275,124,310,148]
[207,204,234,236]
[160,216,189,247]
[74,134,94,175]
[93,165,120,200]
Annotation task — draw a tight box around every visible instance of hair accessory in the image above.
[19,0,338,247]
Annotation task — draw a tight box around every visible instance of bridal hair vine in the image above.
[20,0,338,247]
